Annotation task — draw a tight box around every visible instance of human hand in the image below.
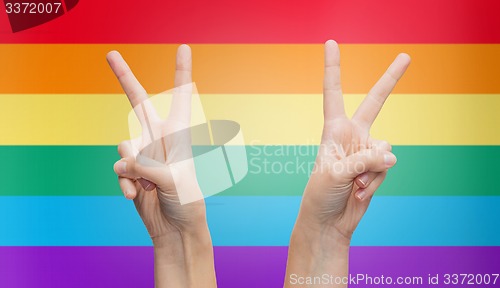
[107,45,216,288]
[298,40,411,239]
[285,40,410,287]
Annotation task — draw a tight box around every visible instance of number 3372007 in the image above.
[5,2,62,14]
[443,273,499,285]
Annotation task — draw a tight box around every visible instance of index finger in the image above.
[168,44,193,126]
[353,53,411,130]
[106,51,158,125]
[323,40,346,121]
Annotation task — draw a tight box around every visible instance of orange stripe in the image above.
[0,44,498,94]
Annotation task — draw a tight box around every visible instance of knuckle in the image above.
[117,142,125,155]
[380,140,392,152]
[117,140,131,157]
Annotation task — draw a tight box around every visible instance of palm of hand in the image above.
[308,118,374,229]
[138,119,205,230]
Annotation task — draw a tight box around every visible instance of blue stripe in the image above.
[0,196,498,246]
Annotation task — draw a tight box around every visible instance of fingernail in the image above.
[356,190,367,201]
[116,161,127,174]
[358,174,369,187]
[384,153,397,167]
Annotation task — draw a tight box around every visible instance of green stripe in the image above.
[1,146,498,196]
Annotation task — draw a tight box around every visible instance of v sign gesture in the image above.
[107,45,216,288]
[285,40,411,288]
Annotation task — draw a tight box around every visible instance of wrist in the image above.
[285,217,350,288]
[153,225,216,288]
[152,222,212,254]
[291,215,351,256]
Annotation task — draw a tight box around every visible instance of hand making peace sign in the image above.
[107,45,216,288]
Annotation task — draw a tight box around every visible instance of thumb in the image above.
[114,156,169,191]
[340,149,397,179]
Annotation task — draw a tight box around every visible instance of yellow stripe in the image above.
[1,94,498,145]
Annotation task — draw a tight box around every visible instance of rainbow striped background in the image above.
[0,0,499,287]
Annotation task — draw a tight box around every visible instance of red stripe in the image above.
[0,0,499,43]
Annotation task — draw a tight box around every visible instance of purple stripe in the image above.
[1,247,499,287]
